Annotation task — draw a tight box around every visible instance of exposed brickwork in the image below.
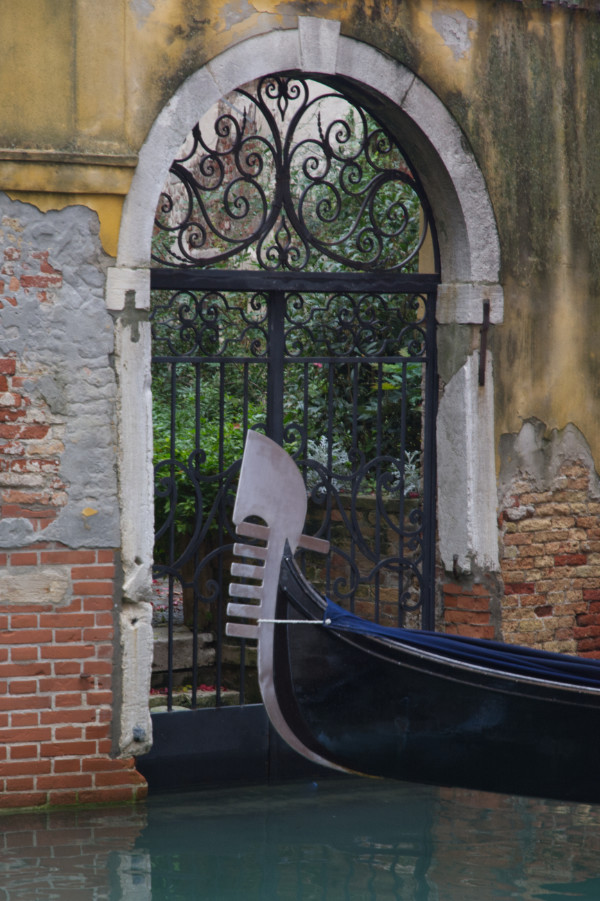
[442,581,496,639]
[499,460,600,656]
[0,354,67,531]
[0,545,147,810]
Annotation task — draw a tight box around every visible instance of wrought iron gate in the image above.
[149,74,439,712]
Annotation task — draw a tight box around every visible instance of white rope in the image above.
[257,618,332,625]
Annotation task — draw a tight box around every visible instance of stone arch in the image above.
[107,18,503,754]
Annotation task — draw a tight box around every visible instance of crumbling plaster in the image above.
[0,194,120,552]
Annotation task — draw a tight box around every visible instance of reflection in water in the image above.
[1,778,600,900]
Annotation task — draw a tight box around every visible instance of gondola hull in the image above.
[227,431,600,804]
[275,550,600,803]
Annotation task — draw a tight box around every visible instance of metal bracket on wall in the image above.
[479,299,490,387]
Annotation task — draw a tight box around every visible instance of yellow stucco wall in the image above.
[2,0,600,465]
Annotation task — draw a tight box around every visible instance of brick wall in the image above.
[499,459,600,657]
[0,198,147,811]
[0,544,146,810]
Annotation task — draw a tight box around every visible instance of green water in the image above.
[2,778,600,900]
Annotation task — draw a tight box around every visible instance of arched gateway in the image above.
[107,19,502,769]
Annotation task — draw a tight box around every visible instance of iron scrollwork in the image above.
[153,74,431,273]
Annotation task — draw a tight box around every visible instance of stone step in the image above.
[149,689,240,711]
[152,625,215,672]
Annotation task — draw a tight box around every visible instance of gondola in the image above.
[226,431,600,803]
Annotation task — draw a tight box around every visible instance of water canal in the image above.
[2,777,600,900]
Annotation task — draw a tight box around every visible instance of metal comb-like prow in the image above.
[226,519,329,639]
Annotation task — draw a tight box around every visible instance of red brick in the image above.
[21,275,62,289]
[0,424,49,439]
[38,677,84,692]
[11,712,38,727]
[583,590,600,602]
[574,625,600,639]
[41,741,97,758]
[41,645,95,660]
[76,661,112,676]
[40,550,95,565]
[0,359,16,375]
[53,630,84,644]
[83,627,113,641]
[39,613,95,629]
[504,582,536,594]
[82,757,135,773]
[535,605,553,617]
[0,662,50,677]
[8,614,38,628]
[5,777,35,792]
[9,745,39,760]
[86,691,112,705]
[442,583,463,595]
[53,662,83,675]
[555,554,587,567]
[37,774,92,791]
[84,724,110,740]
[576,613,600,626]
[72,581,114,596]
[54,693,86,708]
[0,759,52,776]
[53,758,82,774]
[40,709,95,725]
[10,647,40,661]
[0,792,47,809]
[2,726,51,743]
[0,695,51,711]
[8,680,40,695]
[454,625,495,639]
[82,597,114,611]
[3,629,53,645]
[7,552,38,566]
[443,595,491,612]
[47,790,80,807]
[95,770,146,787]
[444,610,490,625]
[97,550,116,563]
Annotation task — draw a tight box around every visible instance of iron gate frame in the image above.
[150,268,438,710]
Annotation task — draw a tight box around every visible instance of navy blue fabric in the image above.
[323,599,600,688]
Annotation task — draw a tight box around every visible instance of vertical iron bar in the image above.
[167,361,177,711]
[421,290,438,630]
[267,291,285,446]
[399,350,408,627]
[191,361,201,710]
[374,361,383,622]
[215,359,226,707]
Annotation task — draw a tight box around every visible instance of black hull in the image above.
[274,552,600,803]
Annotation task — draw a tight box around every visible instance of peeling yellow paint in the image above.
[6,192,123,259]
[250,0,279,12]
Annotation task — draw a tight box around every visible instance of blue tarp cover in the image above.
[323,599,600,688]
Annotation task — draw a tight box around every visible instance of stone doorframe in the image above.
[106,18,503,756]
